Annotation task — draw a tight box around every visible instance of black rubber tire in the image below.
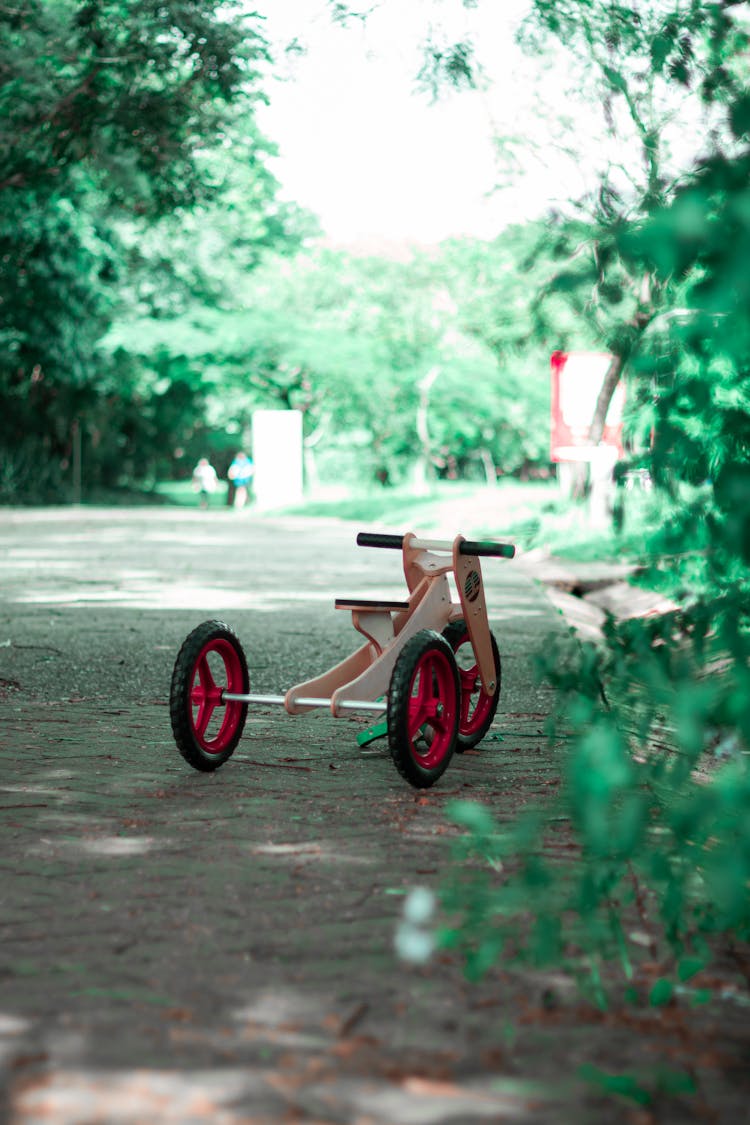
[170,620,249,772]
[443,618,501,750]
[387,629,460,789]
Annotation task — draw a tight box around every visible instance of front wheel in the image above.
[170,620,249,771]
[443,619,501,750]
[387,630,459,789]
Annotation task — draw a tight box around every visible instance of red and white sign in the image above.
[550,350,625,462]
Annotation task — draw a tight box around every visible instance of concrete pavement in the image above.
[1,507,748,1123]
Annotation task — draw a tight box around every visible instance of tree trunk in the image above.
[589,352,624,445]
[589,276,656,446]
[478,447,496,486]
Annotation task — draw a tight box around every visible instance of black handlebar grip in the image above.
[459,539,516,559]
[356,532,405,550]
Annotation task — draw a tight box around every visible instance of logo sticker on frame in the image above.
[464,570,481,603]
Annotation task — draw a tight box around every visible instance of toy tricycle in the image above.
[169,530,515,789]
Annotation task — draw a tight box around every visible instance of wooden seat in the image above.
[335,598,410,612]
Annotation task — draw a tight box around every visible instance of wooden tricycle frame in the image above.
[169,530,515,788]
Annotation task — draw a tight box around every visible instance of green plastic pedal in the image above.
[357,702,387,748]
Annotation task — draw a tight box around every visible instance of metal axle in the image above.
[223,692,386,713]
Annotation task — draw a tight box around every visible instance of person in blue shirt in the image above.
[227,451,254,509]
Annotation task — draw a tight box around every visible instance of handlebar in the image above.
[356,532,404,550]
[356,532,515,559]
[459,538,516,559]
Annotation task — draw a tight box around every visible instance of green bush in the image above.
[426,37,750,1005]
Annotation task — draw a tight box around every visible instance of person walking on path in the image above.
[191,457,219,509]
[227,451,254,510]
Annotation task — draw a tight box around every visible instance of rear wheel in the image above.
[443,619,501,750]
[387,630,459,789]
[170,620,248,771]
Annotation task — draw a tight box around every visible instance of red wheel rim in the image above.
[188,638,245,754]
[406,647,457,769]
[452,631,494,738]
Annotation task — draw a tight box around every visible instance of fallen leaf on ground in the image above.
[401,1077,466,1097]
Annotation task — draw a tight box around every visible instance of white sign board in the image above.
[550,351,625,461]
[251,409,303,511]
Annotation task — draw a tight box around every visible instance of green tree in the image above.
[324,1,748,449]
[520,0,749,442]
[0,0,270,498]
[109,234,559,489]
[427,2,750,1005]
[438,223,589,472]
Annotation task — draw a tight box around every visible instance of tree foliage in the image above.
[0,0,275,498]
[420,0,750,1005]
[519,0,750,439]
[106,223,567,487]
[1,0,560,498]
[1,0,263,208]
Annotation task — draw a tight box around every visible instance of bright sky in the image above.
[253,0,596,244]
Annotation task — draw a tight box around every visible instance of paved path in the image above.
[1,508,747,1123]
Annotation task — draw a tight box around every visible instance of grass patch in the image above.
[501,486,663,565]
[278,483,483,525]
[152,479,230,507]
[539,524,652,563]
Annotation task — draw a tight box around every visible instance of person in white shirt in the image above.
[192,457,219,509]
